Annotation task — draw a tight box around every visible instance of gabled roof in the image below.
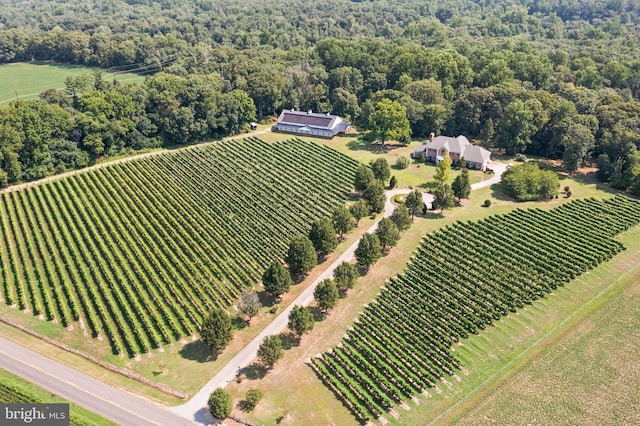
[462,145,491,164]
[276,109,348,133]
[413,135,471,155]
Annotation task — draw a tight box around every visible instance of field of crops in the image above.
[0,137,359,357]
[311,196,640,423]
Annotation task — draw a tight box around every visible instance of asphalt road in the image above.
[0,337,194,426]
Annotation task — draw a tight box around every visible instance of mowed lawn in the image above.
[0,62,145,104]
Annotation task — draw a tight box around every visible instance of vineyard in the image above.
[311,196,640,423]
[0,137,359,357]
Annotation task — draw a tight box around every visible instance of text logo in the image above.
[1,404,69,425]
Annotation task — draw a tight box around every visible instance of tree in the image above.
[434,150,452,185]
[452,168,471,202]
[288,305,314,338]
[355,233,382,270]
[375,218,399,250]
[368,98,411,144]
[308,218,338,256]
[433,183,455,212]
[333,262,359,296]
[262,261,293,298]
[354,164,375,192]
[395,155,410,169]
[238,291,262,323]
[208,388,232,419]
[257,335,283,368]
[561,123,595,172]
[495,99,537,155]
[389,205,412,232]
[200,308,233,353]
[332,205,354,239]
[362,180,385,213]
[314,279,339,312]
[349,199,369,225]
[502,162,560,201]
[405,189,425,220]
[242,389,263,412]
[286,236,317,277]
[370,158,390,182]
[389,175,397,189]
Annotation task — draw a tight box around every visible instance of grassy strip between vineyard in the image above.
[0,368,116,426]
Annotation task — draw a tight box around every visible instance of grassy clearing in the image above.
[0,62,145,104]
[0,367,117,426]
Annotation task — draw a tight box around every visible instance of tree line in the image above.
[0,71,255,186]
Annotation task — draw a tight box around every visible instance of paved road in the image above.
[0,337,195,426]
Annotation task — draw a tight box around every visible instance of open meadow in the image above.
[0,62,145,104]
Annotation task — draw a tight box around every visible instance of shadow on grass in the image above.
[279,332,299,350]
[240,362,267,380]
[257,290,277,308]
[179,340,213,363]
[307,306,326,322]
[232,316,247,331]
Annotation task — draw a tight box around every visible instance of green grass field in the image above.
[0,62,145,104]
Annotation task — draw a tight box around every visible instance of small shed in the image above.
[249,122,258,131]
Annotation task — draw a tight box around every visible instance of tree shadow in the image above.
[307,306,326,322]
[232,316,247,331]
[240,362,268,380]
[237,399,255,413]
[279,331,299,350]
[419,181,437,191]
[179,340,213,363]
[257,290,277,308]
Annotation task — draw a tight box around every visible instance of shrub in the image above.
[395,155,410,169]
[483,199,492,207]
[243,389,263,412]
[515,153,527,162]
[566,190,572,198]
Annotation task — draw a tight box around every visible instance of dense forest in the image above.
[0,0,640,193]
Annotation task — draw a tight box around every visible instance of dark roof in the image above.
[280,112,333,127]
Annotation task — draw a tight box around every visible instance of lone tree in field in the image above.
[389,175,397,189]
[333,261,359,296]
[331,205,354,239]
[308,218,338,257]
[362,180,385,213]
[452,168,471,202]
[349,199,369,225]
[200,308,233,353]
[238,290,262,323]
[262,261,293,299]
[354,164,375,192]
[433,183,455,212]
[208,388,232,419]
[375,217,399,251]
[370,158,391,182]
[288,305,314,339]
[286,236,317,277]
[355,233,382,270]
[314,279,339,313]
[405,189,425,220]
[389,205,412,232]
[257,335,283,369]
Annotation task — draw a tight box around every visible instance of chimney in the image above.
[430,132,435,142]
